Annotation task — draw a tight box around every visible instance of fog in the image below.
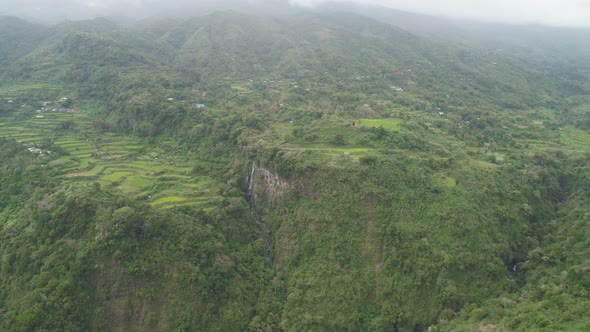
[291,0,590,27]
[2,0,590,27]
[0,0,288,23]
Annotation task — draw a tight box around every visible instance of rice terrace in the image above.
[0,98,221,210]
[0,5,589,331]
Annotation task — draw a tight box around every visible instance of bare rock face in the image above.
[248,164,290,210]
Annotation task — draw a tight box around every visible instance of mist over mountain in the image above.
[0,3,588,332]
[0,0,292,23]
[4,0,590,27]
[293,0,590,27]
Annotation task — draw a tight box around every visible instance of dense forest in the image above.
[0,6,589,332]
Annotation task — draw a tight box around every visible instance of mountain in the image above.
[0,8,588,332]
[0,0,292,24]
[0,16,49,70]
[327,4,590,57]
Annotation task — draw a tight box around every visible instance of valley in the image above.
[0,8,588,332]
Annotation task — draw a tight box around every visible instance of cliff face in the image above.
[247,163,290,213]
[240,159,567,331]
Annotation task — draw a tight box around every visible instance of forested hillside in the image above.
[0,8,588,331]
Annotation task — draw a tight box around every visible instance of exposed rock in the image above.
[248,163,290,210]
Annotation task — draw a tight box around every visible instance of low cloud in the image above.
[289,0,590,27]
[2,0,590,27]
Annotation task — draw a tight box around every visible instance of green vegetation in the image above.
[358,118,401,131]
[0,139,266,331]
[0,9,588,332]
[149,196,186,206]
[0,108,221,210]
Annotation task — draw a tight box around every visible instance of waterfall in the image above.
[246,161,262,222]
[247,161,256,196]
[244,161,270,258]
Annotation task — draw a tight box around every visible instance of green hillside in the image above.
[0,9,588,332]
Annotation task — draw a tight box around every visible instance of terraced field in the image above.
[0,108,221,210]
[281,145,374,161]
[357,118,401,131]
[250,120,380,162]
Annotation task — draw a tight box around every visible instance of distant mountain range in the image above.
[0,7,588,332]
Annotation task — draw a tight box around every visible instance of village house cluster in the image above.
[36,97,78,113]
[166,97,205,109]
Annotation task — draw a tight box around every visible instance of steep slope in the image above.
[348,5,590,98]
[440,159,590,331]
[0,137,271,331]
[244,134,571,330]
[0,9,588,332]
[0,16,48,70]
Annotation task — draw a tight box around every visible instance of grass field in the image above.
[150,196,186,206]
[0,82,61,96]
[560,126,590,151]
[357,118,401,131]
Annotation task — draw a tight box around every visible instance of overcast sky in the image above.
[290,0,590,27]
[2,0,590,27]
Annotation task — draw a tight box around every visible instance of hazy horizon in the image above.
[1,0,590,28]
[0,0,590,28]
[291,0,590,28]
